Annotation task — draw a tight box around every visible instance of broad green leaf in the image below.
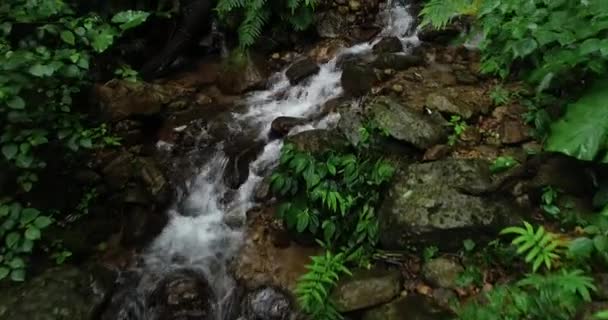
[512,38,538,58]
[569,237,594,258]
[60,30,75,45]
[545,79,608,161]
[0,267,9,280]
[7,96,25,109]
[25,227,41,240]
[8,257,24,269]
[20,208,40,225]
[91,26,116,53]
[2,143,18,160]
[595,310,608,319]
[594,235,608,252]
[33,216,52,229]
[10,269,25,282]
[111,11,150,30]
[29,64,56,77]
[5,232,20,248]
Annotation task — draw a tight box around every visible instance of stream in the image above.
[102,2,419,319]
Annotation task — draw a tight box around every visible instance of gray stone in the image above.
[372,37,403,54]
[286,129,348,154]
[285,58,320,84]
[369,97,448,149]
[422,258,463,289]
[379,159,518,250]
[331,267,402,312]
[361,294,452,320]
[0,266,114,320]
[425,92,474,119]
[241,286,293,320]
[373,53,424,70]
[315,11,348,38]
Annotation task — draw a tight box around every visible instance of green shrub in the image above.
[271,125,395,319]
[0,0,148,281]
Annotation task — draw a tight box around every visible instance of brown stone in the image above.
[423,145,451,161]
[500,119,530,144]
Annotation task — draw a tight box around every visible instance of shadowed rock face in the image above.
[379,159,520,250]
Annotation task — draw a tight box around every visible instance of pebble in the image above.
[391,84,404,93]
[349,0,361,11]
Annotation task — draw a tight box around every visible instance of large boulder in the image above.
[341,62,380,97]
[372,37,403,54]
[372,53,424,70]
[368,97,448,149]
[0,266,114,320]
[285,58,320,85]
[286,129,348,154]
[315,11,349,38]
[330,267,402,312]
[379,159,519,250]
[218,53,269,94]
[361,295,451,320]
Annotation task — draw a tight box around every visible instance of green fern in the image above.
[295,251,351,320]
[517,269,596,302]
[216,0,317,48]
[500,221,565,272]
[419,0,481,29]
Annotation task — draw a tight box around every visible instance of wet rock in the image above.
[331,267,402,312]
[0,265,114,320]
[341,62,379,97]
[102,152,135,188]
[454,70,478,85]
[137,157,168,200]
[425,92,474,119]
[361,294,451,320]
[148,269,217,320]
[422,258,463,289]
[95,80,192,121]
[271,117,308,137]
[254,176,272,202]
[241,286,293,320]
[285,58,320,84]
[369,97,448,149]
[499,119,531,144]
[286,129,348,154]
[315,11,348,38]
[423,145,451,161]
[379,159,518,250]
[122,205,168,246]
[373,53,424,70]
[218,53,269,94]
[373,37,403,54]
[337,109,365,146]
[233,209,322,292]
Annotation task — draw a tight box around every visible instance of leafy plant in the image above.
[568,212,608,263]
[448,115,467,146]
[0,1,147,281]
[114,64,140,82]
[500,221,565,272]
[545,79,608,162]
[216,0,319,49]
[295,250,351,320]
[272,125,394,318]
[457,269,596,320]
[489,85,512,106]
[540,186,560,217]
[489,156,519,173]
[423,245,439,262]
[456,265,483,288]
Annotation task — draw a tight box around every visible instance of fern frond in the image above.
[500,221,565,272]
[419,0,479,29]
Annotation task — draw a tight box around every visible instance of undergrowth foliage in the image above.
[0,1,148,281]
[271,125,395,319]
[216,0,319,48]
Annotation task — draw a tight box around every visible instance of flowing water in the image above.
[106,2,419,319]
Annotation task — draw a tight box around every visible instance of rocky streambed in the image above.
[2,1,606,320]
